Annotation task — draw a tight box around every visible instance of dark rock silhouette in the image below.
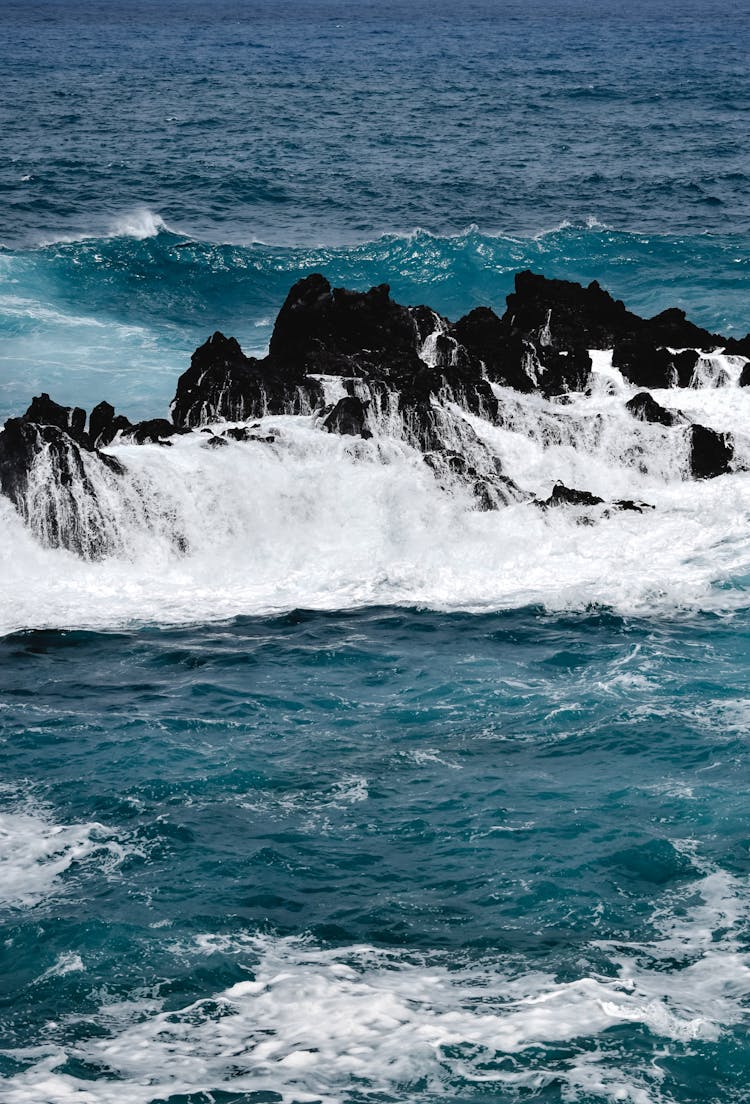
[0,418,124,558]
[625,392,684,426]
[2,270,747,559]
[171,330,324,428]
[614,341,699,389]
[89,401,116,447]
[124,418,186,445]
[688,424,734,479]
[323,396,373,438]
[23,393,88,446]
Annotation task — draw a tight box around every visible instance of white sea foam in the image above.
[2,352,750,633]
[0,805,128,908]
[2,863,746,1103]
[106,208,171,240]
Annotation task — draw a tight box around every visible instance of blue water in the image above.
[2,2,750,1101]
[2,610,750,1102]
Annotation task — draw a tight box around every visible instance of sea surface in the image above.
[1,2,750,1102]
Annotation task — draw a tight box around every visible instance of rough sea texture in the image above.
[1,2,750,1102]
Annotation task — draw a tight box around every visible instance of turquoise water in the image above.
[3,223,750,422]
[2,2,750,1101]
[1,609,749,1102]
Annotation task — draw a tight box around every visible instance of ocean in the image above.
[1,2,750,1102]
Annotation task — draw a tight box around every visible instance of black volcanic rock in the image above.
[202,434,228,449]
[23,393,87,446]
[221,426,275,443]
[269,274,419,377]
[0,417,124,558]
[171,330,324,428]
[98,414,133,447]
[688,424,733,479]
[452,308,535,393]
[538,482,652,513]
[2,271,743,563]
[540,483,605,508]
[452,277,594,396]
[323,396,373,438]
[613,340,699,389]
[125,418,185,445]
[625,392,684,426]
[724,334,750,359]
[641,307,720,350]
[502,271,639,349]
[89,400,116,447]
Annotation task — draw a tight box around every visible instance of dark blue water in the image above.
[2,610,750,1102]
[2,0,750,247]
[2,2,750,1102]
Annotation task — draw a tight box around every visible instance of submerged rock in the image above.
[688,424,733,479]
[124,418,186,445]
[538,482,652,513]
[539,483,605,508]
[323,396,372,438]
[202,434,229,449]
[625,391,684,426]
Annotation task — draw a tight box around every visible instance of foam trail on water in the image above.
[2,862,747,1103]
[0,803,129,908]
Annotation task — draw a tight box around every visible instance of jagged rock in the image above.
[689,424,733,479]
[98,414,133,447]
[538,482,652,513]
[452,278,593,396]
[724,334,750,359]
[124,418,185,445]
[502,271,641,349]
[323,396,372,438]
[269,273,419,376]
[540,483,605,508]
[452,309,535,393]
[171,331,324,428]
[613,341,698,389]
[739,360,750,387]
[221,427,276,443]
[641,307,720,350]
[89,400,116,447]
[3,272,744,563]
[23,393,87,446]
[0,417,124,558]
[625,392,684,426]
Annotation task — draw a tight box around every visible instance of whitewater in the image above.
[2,339,750,633]
[3,3,750,1102]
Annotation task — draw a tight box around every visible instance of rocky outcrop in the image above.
[613,342,699,389]
[538,483,652,513]
[1,270,746,561]
[0,416,124,558]
[323,396,373,439]
[625,391,684,426]
[171,330,325,428]
[124,418,187,445]
[688,424,734,479]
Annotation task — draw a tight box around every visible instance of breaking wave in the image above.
[2,351,750,633]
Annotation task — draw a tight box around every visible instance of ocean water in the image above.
[2,2,750,1102]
